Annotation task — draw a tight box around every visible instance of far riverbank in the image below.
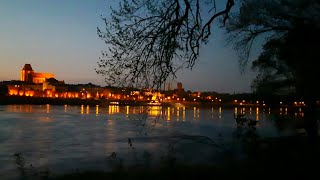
[0,95,307,111]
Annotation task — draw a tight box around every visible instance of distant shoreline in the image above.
[0,95,225,108]
[0,96,307,111]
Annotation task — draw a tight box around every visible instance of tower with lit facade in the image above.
[20,64,34,83]
[177,82,183,90]
[20,64,55,83]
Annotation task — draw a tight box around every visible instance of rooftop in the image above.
[22,64,33,71]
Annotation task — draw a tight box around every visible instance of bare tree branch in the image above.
[96,0,234,89]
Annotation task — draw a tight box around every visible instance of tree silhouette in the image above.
[249,38,297,100]
[227,0,320,136]
[96,0,234,89]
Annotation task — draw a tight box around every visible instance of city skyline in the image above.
[0,0,258,93]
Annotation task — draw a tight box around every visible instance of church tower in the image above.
[20,64,34,83]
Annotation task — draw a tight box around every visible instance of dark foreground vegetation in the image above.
[11,134,320,180]
[54,138,320,180]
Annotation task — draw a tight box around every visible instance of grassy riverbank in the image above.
[52,136,320,179]
[10,135,320,180]
[50,136,319,180]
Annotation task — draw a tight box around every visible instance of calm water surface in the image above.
[0,104,301,178]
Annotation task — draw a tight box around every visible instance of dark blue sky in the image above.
[0,0,259,93]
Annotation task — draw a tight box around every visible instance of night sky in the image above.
[0,0,259,93]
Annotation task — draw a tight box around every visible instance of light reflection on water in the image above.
[0,104,304,178]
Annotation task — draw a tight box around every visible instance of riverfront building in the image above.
[20,64,54,83]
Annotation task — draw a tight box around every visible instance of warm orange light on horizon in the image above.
[19,90,24,96]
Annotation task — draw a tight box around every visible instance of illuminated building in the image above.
[177,82,183,90]
[20,64,54,84]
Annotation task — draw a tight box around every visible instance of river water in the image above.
[0,104,302,178]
